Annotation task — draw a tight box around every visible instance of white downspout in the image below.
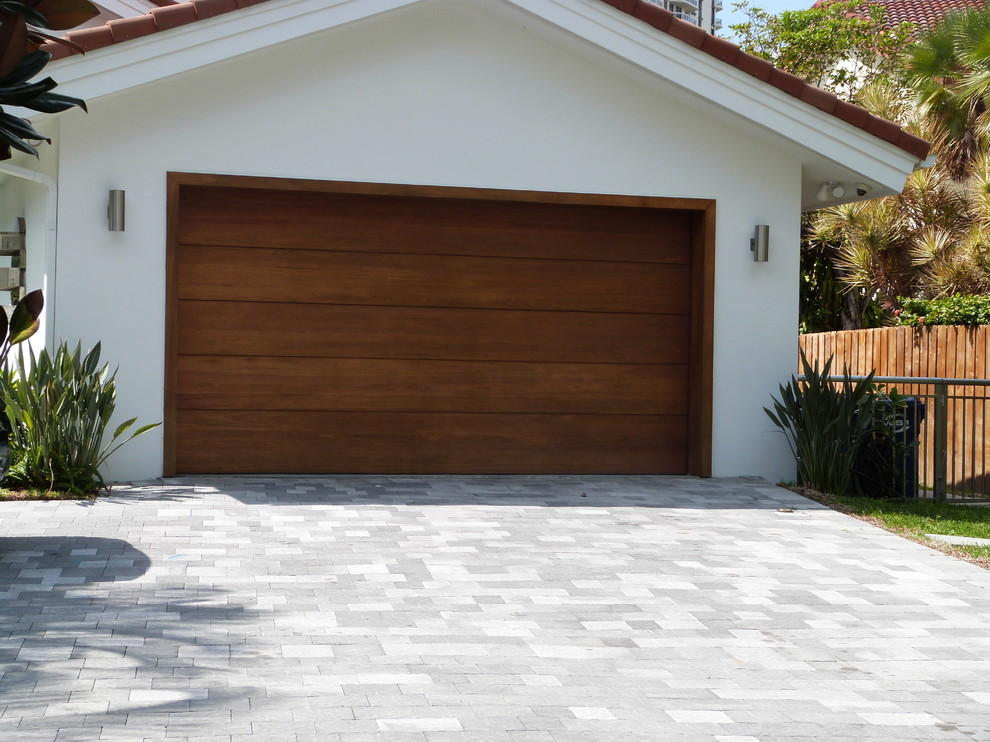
[0,162,57,350]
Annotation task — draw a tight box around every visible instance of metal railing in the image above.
[815,375,990,503]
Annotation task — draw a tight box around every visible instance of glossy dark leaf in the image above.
[0,49,49,87]
[8,288,43,345]
[21,89,85,113]
[0,110,48,141]
[0,77,57,104]
[0,301,9,345]
[0,15,29,80]
[33,0,99,30]
[0,125,39,157]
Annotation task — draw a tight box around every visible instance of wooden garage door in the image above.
[168,178,703,474]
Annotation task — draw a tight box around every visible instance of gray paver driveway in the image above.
[2,475,990,742]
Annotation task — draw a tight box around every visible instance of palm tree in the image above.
[907,7,990,179]
[806,81,990,323]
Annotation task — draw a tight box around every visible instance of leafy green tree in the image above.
[0,0,99,160]
[728,0,914,101]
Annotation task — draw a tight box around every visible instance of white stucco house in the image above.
[0,0,930,482]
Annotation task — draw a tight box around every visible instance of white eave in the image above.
[44,0,924,210]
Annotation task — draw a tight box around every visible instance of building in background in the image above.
[649,0,722,33]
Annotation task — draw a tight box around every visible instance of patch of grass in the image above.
[830,495,990,539]
[788,486,990,569]
[0,487,98,502]
[954,544,990,561]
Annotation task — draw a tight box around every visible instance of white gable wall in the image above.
[45,0,800,481]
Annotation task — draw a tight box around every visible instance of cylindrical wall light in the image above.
[751,224,769,262]
[108,190,125,231]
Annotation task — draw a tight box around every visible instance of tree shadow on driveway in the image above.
[0,535,254,739]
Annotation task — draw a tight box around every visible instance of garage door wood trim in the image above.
[164,172,715,476]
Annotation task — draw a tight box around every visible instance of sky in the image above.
[720,0,815,37]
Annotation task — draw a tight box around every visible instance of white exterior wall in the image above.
[0,122,59,357]
[42,0,799,482]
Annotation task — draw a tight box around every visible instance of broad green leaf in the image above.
[0,300,8,347]
[130,422,160,437]
[7,289,43,344]
[112,417,135,439]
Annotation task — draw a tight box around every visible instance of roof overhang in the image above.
[43,0,926,210]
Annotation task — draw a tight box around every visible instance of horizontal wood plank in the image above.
[177,356,689,415]
[171,180,697,475]
[177,300,690,365]
[175,410,688,474]
[177,186,692,264]
[177,244,690,314]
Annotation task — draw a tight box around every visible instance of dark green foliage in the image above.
[0,341,159,494]
[0,0,98,159]
[895,294,990,326]
[766,352,916,497]
[800,246,886,333]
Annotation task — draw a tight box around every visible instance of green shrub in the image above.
[765,352,914,497]
[895,294,990,326]
[0,342,158,494]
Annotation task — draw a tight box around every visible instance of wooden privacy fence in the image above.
[800,326,990,499]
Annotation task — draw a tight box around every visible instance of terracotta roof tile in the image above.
[632,1,673,32]
[601,0,638,12]
[799,85,838,115]
[666,16,708,47]
[865,115,903,144]
[832,98,871,129]
[39,0,930,160]
[149,3,198,30]
[194,0,238,19]
[45,42,73,62]
[108,15,158,43]
[700,34,740,64]
[65,24,114,52]
[769,68,807,97]
[893,130,931,159]
[814,0,986,34]
[734,52,774,81]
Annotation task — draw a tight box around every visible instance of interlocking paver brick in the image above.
[1,475,990,739]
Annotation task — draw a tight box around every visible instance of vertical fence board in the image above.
[799,326,990,498]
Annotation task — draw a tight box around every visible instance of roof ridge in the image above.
[39,0,930,160]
